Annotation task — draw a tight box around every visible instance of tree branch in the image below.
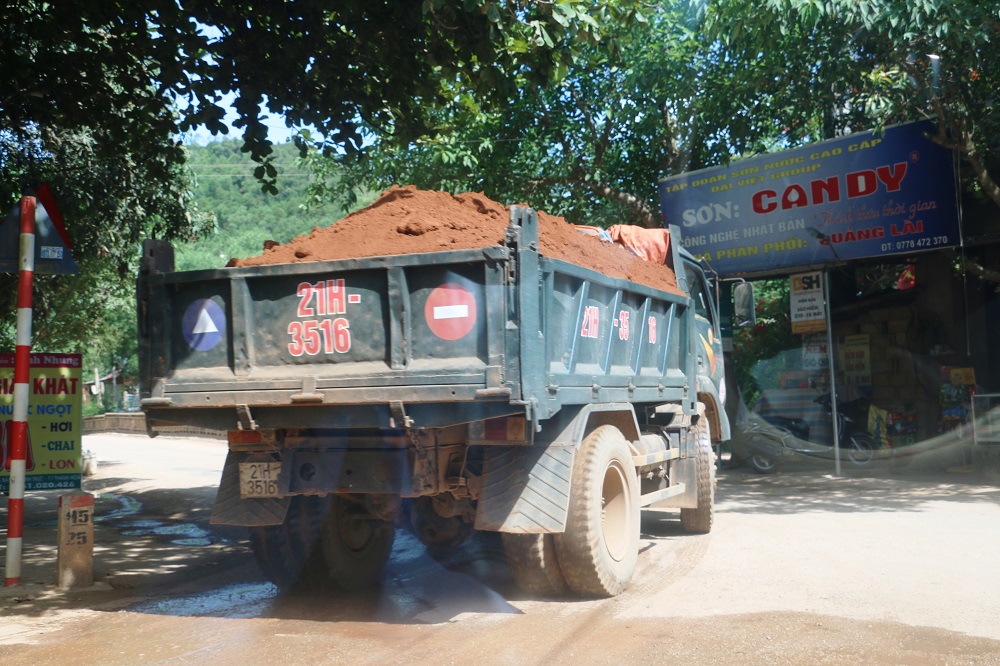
[922,78,1000,209]
[582,178,658,228]
[958,253,1000,292]
[659,102,685,175]
[524,171,657,228]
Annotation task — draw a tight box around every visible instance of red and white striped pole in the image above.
[5,196,36,586]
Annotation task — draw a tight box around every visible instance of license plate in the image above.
[239,462,282,498]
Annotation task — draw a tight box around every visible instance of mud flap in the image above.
[650,405,707,510]
[651,455,698,509]
[474,444,574,533]
[210,451,290,527]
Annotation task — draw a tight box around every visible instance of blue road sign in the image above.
[0,199,78,275]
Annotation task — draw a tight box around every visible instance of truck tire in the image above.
[321,494,395,591]
[681,411,715,534]
[409,496,474,552]
[553,425,639,597]
[248,495,328,590]
[502,533,568,597]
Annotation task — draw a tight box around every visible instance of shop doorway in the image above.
[728,255,978,475]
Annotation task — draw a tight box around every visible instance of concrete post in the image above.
[57,493,94,588]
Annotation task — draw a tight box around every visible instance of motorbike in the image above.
[738,393,880,474]
[814,392,879,466]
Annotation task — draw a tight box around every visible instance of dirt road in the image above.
[2,433,999,665]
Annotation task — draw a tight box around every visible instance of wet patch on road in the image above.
[22,492,144,529]
[116,518,223,547]
[97,493,144,520]
[93,493,227,546]
[127,582,277,618]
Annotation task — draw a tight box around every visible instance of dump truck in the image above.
[138,205,733,597]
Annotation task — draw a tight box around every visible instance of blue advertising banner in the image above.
[658,121,959,275]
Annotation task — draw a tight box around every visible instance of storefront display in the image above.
[939,367,977,435]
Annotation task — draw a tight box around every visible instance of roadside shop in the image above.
[659,121,1000,474]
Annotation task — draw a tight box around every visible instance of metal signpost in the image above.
[4,196,36,585]
[0,188,78,586]
[823,271,842,477]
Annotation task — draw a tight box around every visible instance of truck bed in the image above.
[139,208,693,432]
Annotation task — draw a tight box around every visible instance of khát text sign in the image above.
[0,353,83,491]
[659,121,959,276]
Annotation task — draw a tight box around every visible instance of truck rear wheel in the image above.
[680,410,715,534]
[409,496,474,552]
[554,425,639,597]
[502,533,568,597]
[248,495,328,590]
[321,494,395,591]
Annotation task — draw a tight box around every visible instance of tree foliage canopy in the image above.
[310,1,1000,227]
[1,0,637,351]
[308,5,720,227]
[4,1,641,163]
[701,0,1000,205]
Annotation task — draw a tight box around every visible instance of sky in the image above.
[185,92,300,146]
[182,23,308,146]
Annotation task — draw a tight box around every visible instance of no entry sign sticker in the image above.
[425,283,478,340]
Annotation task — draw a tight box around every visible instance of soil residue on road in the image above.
[228,185,681,294]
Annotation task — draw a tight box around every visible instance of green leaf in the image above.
[486,3,501,24]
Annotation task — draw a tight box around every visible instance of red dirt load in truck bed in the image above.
[228,185,681,294]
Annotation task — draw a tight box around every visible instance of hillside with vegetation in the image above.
[176,140,375,271]
[79,140,372,413]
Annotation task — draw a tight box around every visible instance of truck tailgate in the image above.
[140,246,512,410]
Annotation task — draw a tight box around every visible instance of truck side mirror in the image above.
[733,282,755,328]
